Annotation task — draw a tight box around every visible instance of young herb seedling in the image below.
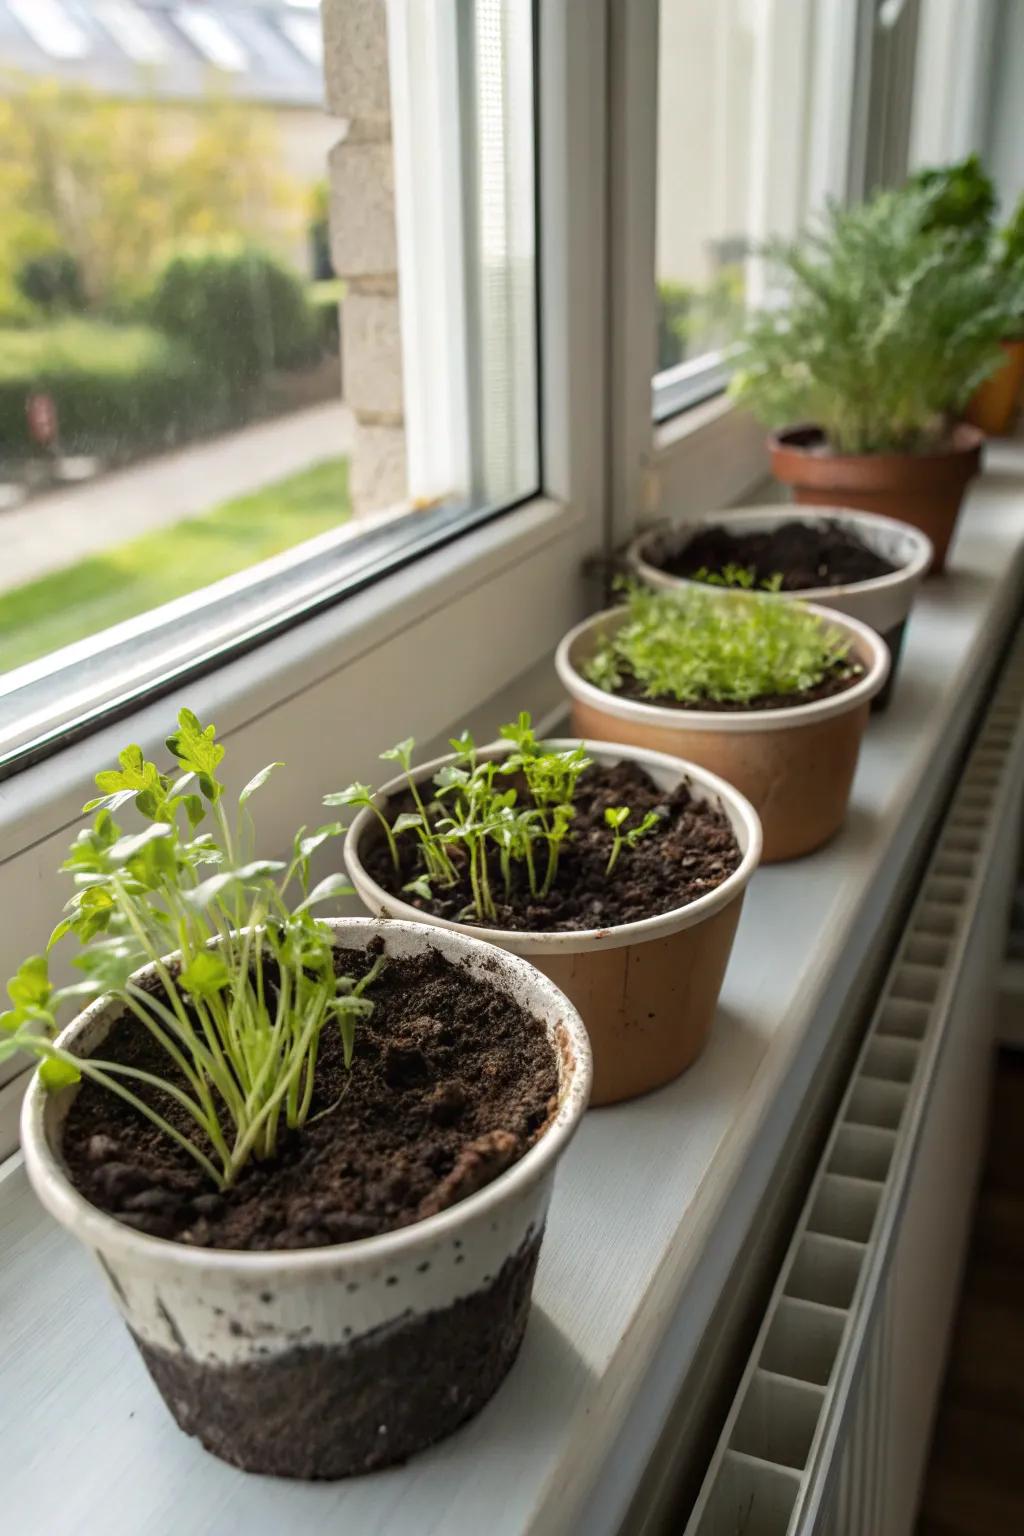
[0,710,379,1191]
[691,563,785,594]
[603,806,662,877]
[335,713,664,924]
[584,585,858,706]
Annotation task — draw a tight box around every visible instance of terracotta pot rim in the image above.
[628,504,933,609]
[555,602,890,735]
[769,421,985,467]
[20,917,592,1274]
[344,739,762,956]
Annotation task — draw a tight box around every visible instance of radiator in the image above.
[683,620,1024,1536]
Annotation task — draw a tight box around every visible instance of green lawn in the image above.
[0,456,350,674]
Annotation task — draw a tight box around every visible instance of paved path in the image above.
[0,400,353,592]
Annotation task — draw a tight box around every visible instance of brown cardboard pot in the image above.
[344,741,762,1106]
[964,338,1024,437]
[555,604,889,864]
[768,423,984,574]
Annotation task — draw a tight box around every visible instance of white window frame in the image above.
[0,0,608,1114]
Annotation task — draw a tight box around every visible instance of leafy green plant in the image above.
[908,155,996,252]
[690,563,784,594]
[729,187,1024,453]
[333,713,660,923]
[0,710,375,1191]
[584,586,858,706]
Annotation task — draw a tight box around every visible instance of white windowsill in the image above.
[3,445,1024,1535]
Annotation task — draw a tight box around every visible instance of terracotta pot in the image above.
[628,504,932,712]
[768,423,984,574]
[21,918,591,1478]
[345,741,762,1106]
[555,605,889,864]
[964,338,1024,436]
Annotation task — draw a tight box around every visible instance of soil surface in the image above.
[607,656,863,713]
[648,518,897,591]
[366,760,742,933]
[62,945,559,1250]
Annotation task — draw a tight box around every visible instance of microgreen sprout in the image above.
[691,563,785,594]
[0,709,378,1191]
[336,712,663,924]
[603,806,662,877]
[585,585,858,706]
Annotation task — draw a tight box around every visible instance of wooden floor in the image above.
[916,1050,1024,1535]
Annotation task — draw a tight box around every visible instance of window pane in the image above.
[653,0,818,415]
[0,0,539,768]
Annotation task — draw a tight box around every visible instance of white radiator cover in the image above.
[685,622,1024,1536]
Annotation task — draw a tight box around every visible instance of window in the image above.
[174,7,248,72]
[280,13,324,66]
[0,0,540,772]
[8,0,89,60]
[653,0,822,421]
[94,0,170,66]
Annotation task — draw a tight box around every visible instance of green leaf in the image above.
[298,824,344,860]
[392,812,425,835]
[164,709,225,802]
[107,824,174,865]
[295,873,352,913]
[380,737,415,768]
[323,781,373,808]
[47,918,73,951]
[39,1056,81,1090]
[239,762,284,806]
[403,875,433,901]
[604,806,630,831]
[179,951,231,1000]
[7,955,51,1012]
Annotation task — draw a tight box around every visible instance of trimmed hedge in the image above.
[0,321,225,456]
[147,241,319,403]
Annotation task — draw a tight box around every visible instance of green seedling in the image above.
[603,806,662,877]
[1,709,377,1191]
[585,584,857,706]
[691,563,785,594]
[332,712,662,924]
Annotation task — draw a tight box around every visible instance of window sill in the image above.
[3,447,1024,1534]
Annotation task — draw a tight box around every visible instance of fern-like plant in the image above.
[729,187,1024,455]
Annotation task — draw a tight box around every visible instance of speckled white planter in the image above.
[20,918,591,1479]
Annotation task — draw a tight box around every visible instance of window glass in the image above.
[654,0,817,418]
[0,0,539,768]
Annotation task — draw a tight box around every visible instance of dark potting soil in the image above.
[649,518,897,591]
[61,945,559,1251]
[607,656,863,713]
[365,760,742,933]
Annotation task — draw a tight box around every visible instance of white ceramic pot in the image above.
[628,505,930,710]
[345,740,762,1106]
[21,917,591,1479]
[555,605,889,863]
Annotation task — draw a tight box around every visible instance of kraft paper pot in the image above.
[344,740,762,1106]
[554,604,888,863]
